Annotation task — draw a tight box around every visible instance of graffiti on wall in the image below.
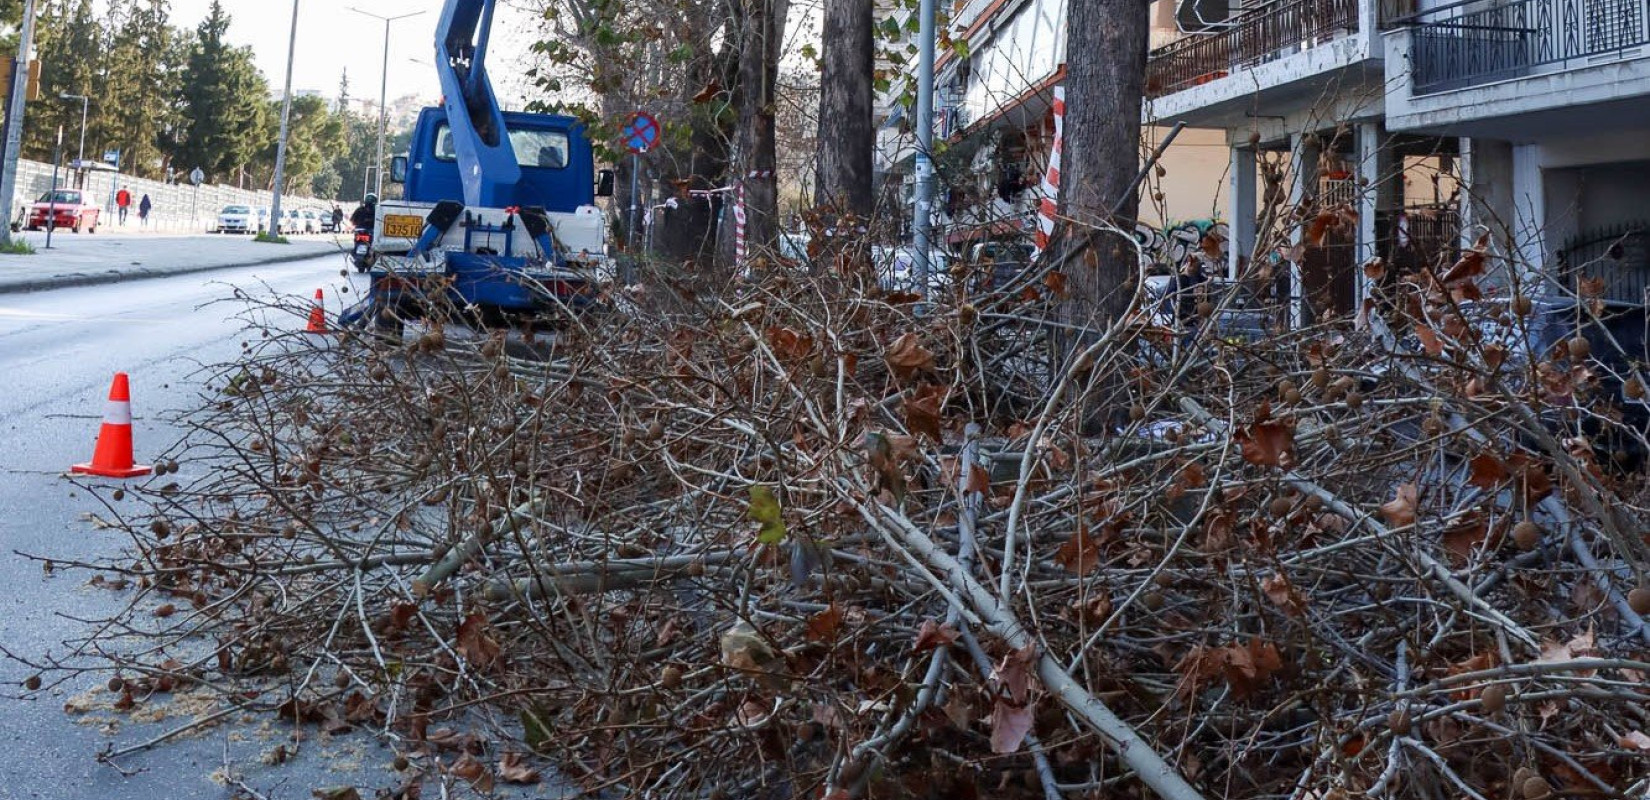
[1132,219,1229,270]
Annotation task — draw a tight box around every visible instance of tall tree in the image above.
[724,0,787,264]
[177,1,270,183]
[1053,0,1149,341]
[98,0,174,178]
[813,0,872,218]
[24,0,100,162]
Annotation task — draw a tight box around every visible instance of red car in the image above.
[26,189,100,233]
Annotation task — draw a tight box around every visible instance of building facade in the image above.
[1148,0,1650,317]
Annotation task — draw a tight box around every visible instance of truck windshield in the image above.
[434,124,571,170]
[39,190,80,204]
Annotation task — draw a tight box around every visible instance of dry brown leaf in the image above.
[1054,524,1105,574]
[1440,515,1490,562]
[804,603,844,643]
[912,618,961,652]
[1362,257,1386,281]
[449,752,494,793]
[1261,573,1307,616]
[691,80,721,103]
[903,383,946,441]
[455,613,500,671]
[884,333,935,382]
[1236,421,1296,468]
[1380,483,1418,528]
[1415,324,1444,357]
[1467,452,1510,489]
[1618,731,1650,752]
[497,752,541,784]
[989,698,1035,754]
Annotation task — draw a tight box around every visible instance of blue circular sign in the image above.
[622,112,661,154]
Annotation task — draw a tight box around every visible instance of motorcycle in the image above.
[351,227,374,272]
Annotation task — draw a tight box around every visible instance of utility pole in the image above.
[911,0,936,293]
[60,93,88,166]
[0,0,39,246]
[268,0,300,238]
[350,7,425,200]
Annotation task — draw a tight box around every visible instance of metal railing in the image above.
[1560,223,1650,304]
[1145,0,1361,98]
[1406,0,1650,94]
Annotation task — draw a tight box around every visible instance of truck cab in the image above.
[378,108,610,268]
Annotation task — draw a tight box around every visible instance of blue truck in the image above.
[341,0,615,335]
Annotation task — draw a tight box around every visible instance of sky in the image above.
[164,0,543,109]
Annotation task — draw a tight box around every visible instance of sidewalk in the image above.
[0,230,347,294]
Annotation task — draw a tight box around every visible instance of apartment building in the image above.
[1147,0,1650,318]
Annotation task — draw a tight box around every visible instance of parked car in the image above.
[255,207,271,234]
[216,204,255,234]
[965,240,1035,293]
[299,210,321,234]
[872,245,953,295]
[25,189,99,233]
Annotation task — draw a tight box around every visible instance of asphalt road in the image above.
[0,255,422,798]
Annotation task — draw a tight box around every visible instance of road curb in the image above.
[0,244,345,295]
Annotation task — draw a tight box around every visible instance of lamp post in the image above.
[349,7,425,200]
[268,0,300,238]
[59,93,88,167]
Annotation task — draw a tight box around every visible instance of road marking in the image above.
[0,307,172,323]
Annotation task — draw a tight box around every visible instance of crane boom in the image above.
[434,0,520,207]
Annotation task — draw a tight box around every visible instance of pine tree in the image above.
[97,0,174,178]
[177,1,270,183]
[25,0,100,162]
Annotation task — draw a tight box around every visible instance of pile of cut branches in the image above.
[23,230,1650,799]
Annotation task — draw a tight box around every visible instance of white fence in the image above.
[5,159,337,233]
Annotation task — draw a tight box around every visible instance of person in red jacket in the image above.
[115,186,132,225]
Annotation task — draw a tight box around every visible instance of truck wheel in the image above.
[73,218,83,234]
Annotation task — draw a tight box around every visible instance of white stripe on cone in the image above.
[104,399,133,425]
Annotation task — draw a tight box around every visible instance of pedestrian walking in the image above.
[116,186,132,225]
[138,194,152,228]
[331,204,344,233]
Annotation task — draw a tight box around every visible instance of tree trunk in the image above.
[813,0,873,218]
[1053,0,1149,337]
[722,0,785,267]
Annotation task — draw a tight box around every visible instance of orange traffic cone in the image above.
[304,288,328,333]
[72,373,152,478]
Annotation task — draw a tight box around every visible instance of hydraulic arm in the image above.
[435,0,519,208]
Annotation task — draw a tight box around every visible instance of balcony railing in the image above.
[1145,0,1361,98]
[1405,0,1650,94]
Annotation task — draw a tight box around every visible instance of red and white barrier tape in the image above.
[1034,86,1066,257]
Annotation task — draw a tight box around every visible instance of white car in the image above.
[300,210,320,234]
[216,205,254,234]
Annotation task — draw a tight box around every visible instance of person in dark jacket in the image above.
[350,194,377,230]
[331,204,344,232]
[138,194,152,227]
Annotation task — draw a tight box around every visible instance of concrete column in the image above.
[1288,132,1320,328]
[1228,145,1257,280]
[1460,137,1517,291]
[1511,143,1546,292]
[1354,122,1394,304]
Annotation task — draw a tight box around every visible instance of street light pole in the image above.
[268,0,300,238]
[60,93,87,166]
[349,7,425,200]
[0,0,39,246]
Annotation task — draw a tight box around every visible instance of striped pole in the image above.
[1034,86,1067,258]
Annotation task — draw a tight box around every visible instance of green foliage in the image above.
[178,3,271,184]
[0,238,36,255]
[253,232,289,244]
[748,485,787,544]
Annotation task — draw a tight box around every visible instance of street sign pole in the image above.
[627,151,641,251]
[619,112,662,255]
[45,124,61,249]
[189,167,203,231]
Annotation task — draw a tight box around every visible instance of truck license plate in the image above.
[383,214,424,238]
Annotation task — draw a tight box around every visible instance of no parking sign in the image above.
[622,113,661,154]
